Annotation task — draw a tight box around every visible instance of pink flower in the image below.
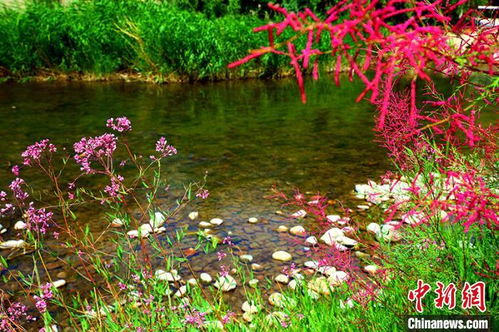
[0,191,6,201]
[196,189,209,199]
[104,175,124,198]
[21,139,56,166]
[219,265,229,277]
[216,251,227,261]
[73,133,117,174]
[155,137,177,158]
[106,117,132,133]
[11,165,20,176]
[25,203,53,234]
[222,311,236,324]
[184,310,207,328]
[9,178,29,201]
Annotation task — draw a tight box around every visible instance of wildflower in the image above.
[11,165,20,176]
[34,296,47,313]
[0,203,14,215]
[184,310,207,328]
[221,311,236,324]
[9,178,29,201]
[106,117,132,132]
[73,133,117,174]
[0,191,6,201]
[222,236,233,246]
[53,232,59,239]
[219,265,229,277]
[25,203,53,234]
[21,139,56,166]
[196,189,209,199]
[154,137,177,158]
[104,175,124,198]
[216,251,227,261]
[118,282,127,290]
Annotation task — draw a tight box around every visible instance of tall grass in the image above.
[0,0,301,81]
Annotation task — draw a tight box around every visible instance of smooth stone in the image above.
[336,236,358,247]
[200,273,212,284]
[198,221,212,228]
[308,277,332,295]
[150,211,165,228]
[364,265,379,275]
[187,278,198,286]
[288,279,297,290]
[138,224,153,237]
[377,224,402,242]
[304,261,320,270]
[357,205,370,210]
[248,279,259,288]
[342,226,355,234]
[242,312,254,322]
[320,228,344,246]
[367,223,381,235]
[56,271,67,279]
[307,289,320,300]
[276,225,288,233]
[174,285,187,297]
[272,251,292,262]
[340,299,355,309]
[242,301,259,314]
[0,239,27,249]
[248,217,259,224]
[355,251,370,259]
[14,220,27,230]
[53,279,66,288]
[328,271,349,286]
[214,275,237,292]
[155,269,180,282]
[291,210,307,218]
[209,218,224,226]
[268,292,285,307]
[289,225,306,236]
[318,266,336,276]
[326,215,341,223]
[239,254,253,263]
[188,211,199,220]
[265,311,289,325]
[251,263,263,271]
[274,274,290,284]
[126,230,139,238]
[304,236,318,246]
[110,218,124,227]
[292,273,304,281]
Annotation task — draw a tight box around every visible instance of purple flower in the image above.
[222,311,236,324]
[155,137,177,158]
[11,165,20,176]
[73,133,117,174]
[9,178,29,201]
[25,203,53,234]
[21,139,56,166]
[104,175,124,198]
[219,265,229,277]
[222,236,233,246]
[0,191,6,201]
[34,296,47,313]
[118,282,127,290]
[184,310,207,328]
[196,189,209,200]
[0,203,14,215]
[216,251,227,261]
[106,117,132,133]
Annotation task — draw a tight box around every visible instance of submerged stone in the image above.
[272,251,292,262]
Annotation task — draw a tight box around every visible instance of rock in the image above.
[304,236,318,246]
[357,205,370,210]
[326,215,341,223]
[174,285,187,298]
[188,211,199,220]
[248,217,259,224]
[239,254,253,263]
[248,279,259,288]
[155,269,181,282]
[291,210,307,218]
[56,271,67,279]
[318,266,336,276]
[268,292,285,307]
[289,226,306,236]
[364,265,379,275]
[214,275,237,292]
[272,251,292,262]
[366,223,381,235]
[274,274,290,284]
[209,218,224,226]
[328,271,349,286]
[0,239,27,249]
[340,299,355,309]
[292,273,304,281]
[138,224,154,236]
[336,236,358,247]
[126,230,139,238]
[203,321,223,330]
[242,312,254,322]
[265,311,289,325]
[354,251,370,259]
[150,211,165,228]
[251,263,263,271]
[110,218,124,227]
[276,225,288,233]
[14,221,27,230]
[320,228,344,246]
[198,221,212,228]
[187,278,198,286]
[242,301,259,314]
[53,279,66,288]
[200,273,212,284]
[288,279,297,290]
[304,261,319,270]
[308,277,332,295]
[342,226,355,234]
[377,224,402,242]
[307,289,320,300]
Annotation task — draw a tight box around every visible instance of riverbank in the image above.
[0,0,336,83]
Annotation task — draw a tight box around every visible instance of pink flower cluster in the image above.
[104,175,124,198]
[1,302,35,331]
[25,203,54,234]
[155,137,177,158]
[184,310,207,328]
[196,189,209,199]
[73,133,117,174]
[34,283,54,314]
[21,139,56,166]
[106,117,132,133]
[9,178,29,201]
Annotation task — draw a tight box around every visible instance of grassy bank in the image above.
[0,0,312,83]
